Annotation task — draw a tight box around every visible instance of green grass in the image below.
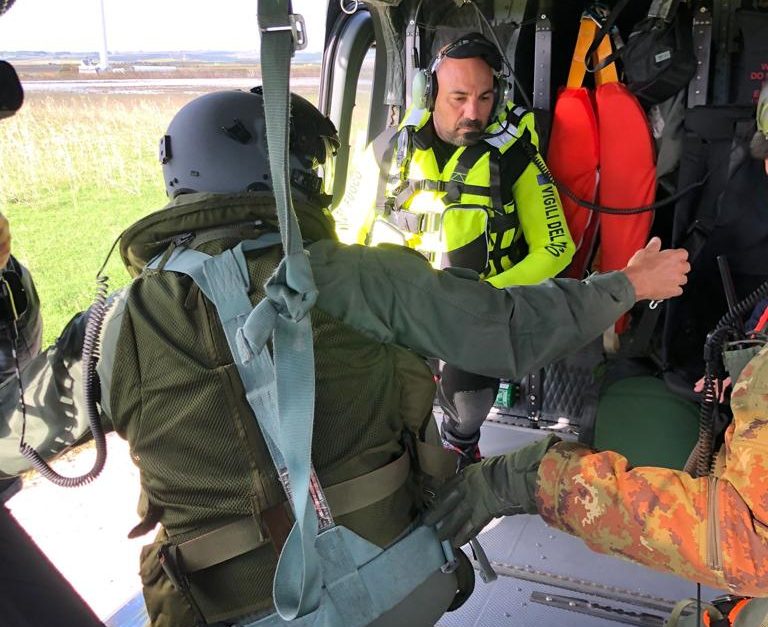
[7,182,166,341]
[1,92,190,345]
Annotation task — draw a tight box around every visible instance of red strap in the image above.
[754,306,768,334]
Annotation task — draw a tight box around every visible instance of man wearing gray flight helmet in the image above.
[0,87,687,626]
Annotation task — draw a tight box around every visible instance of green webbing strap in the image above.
[177,517,269,574]
[257,0,321,620]
[320,452,410,518]
[174,453,413,573]
[664,598,722,627]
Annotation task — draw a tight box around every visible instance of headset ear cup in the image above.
[426,72,437,111]
[492,77,506,119]
[412,69,430,110]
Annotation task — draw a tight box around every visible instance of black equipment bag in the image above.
[586,0,698,108]
[621,3,698,107]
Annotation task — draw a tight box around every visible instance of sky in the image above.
[0,0,327,53]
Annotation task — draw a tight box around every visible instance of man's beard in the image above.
[450,118,484,146]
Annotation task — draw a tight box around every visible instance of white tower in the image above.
[98,0,109,71]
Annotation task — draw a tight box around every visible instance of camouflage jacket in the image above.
[537,344,768,599]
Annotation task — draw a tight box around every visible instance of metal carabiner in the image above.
[340,0,359,15]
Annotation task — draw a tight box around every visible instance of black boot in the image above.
[440,423,482,471]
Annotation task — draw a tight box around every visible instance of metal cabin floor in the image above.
[437,419,724,627]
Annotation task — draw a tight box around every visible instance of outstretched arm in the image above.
[310,236,688,380]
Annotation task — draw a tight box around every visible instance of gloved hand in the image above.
[424,435,560,547]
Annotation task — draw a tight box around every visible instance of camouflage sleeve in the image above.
[536,346,768,597]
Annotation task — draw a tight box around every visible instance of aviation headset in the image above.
[412,32,507,117]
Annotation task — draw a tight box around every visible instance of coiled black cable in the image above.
[686,279,768,477]
[19,275,110,487]
[519,138,707,215]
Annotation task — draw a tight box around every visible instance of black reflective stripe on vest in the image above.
[445,142,497,204]
[487,134,534,274]
[498,129,534,205]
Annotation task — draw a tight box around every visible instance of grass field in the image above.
[1,81,332,347]
[2,91,185,345]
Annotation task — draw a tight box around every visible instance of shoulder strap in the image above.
[257,1,324,619]
[494,0,529,104]
[649,0,682,21]
[372,126,398,170]
[498,133,534,206]
[688,6,713,108]
[152,235,326,620]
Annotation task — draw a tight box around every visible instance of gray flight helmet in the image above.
[160,88,339,205]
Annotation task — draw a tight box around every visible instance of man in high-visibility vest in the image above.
[339,32,575,465]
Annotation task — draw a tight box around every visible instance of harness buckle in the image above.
[440,540,459,574]
[443,181,462,204]
[258,13,308,52]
